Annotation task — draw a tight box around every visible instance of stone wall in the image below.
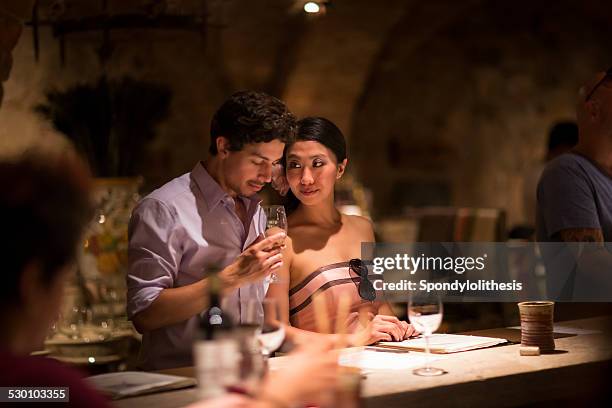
[0,0,610,226]
[350,0,611,225]
[0,2,28,109]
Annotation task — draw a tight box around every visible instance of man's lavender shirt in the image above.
[127,162,266,370]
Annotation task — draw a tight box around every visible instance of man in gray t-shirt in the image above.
[537,152,612,242]
[536,69,612,302]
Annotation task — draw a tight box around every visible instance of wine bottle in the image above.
[199,272,234,340]
[194,269,239,399]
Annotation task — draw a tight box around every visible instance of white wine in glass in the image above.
[408,291,446,376]
[262,205,287,283]
[258,298,285,359]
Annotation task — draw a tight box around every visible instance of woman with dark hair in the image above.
[267,117,417,345]
[0,150,112,407]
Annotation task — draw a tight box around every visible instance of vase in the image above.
[81,177,142,279]
[77,177,142,327]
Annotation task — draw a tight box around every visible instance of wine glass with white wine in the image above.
[258,298,286,360]
[408,290,446,376]
[262,205,287,283]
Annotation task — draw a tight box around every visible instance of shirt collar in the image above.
[191,161,262,213]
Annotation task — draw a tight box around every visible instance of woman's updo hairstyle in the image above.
[294,117,347,163]
[283,117,347,213]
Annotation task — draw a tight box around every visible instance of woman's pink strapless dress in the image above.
[288,261,382,333]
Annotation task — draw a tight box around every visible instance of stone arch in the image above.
[350,0,612,224]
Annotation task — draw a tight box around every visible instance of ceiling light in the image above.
[304,2,321,14]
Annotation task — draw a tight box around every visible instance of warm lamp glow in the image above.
[304,2,320,13]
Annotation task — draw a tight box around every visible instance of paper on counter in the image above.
[378,334,507,353]
[339,348,444,370]
[86,371,196,399]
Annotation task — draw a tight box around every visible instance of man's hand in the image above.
[219,232,286,290]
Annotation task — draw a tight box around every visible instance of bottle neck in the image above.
[198,267,234,341]
[207,273,222,309]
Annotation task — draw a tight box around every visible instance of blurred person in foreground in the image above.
[0,150,340,408]
[0,150,109,407]
[267,117,418,344]
[537,68,612,303]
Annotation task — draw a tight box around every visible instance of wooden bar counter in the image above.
[113,317,612,407]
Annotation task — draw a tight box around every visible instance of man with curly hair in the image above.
[127,91,296,369]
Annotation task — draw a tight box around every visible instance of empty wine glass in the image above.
[46,315,61,341]
[236,299,267,394]
[60,306,85,340]
[262,205,287,283]
[90,304,115,340]
[407,291,446,376]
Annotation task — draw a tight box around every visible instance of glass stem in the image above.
[262,349,271,373]
[424,333,431,370]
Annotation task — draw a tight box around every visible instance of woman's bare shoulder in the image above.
[343,214,374,233]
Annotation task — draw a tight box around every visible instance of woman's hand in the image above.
[271,163,290,196]
[400,320,420,339]
[259,338,339,406]
[184,394,253,408]
[348,313,411,345]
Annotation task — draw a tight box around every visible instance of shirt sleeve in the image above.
[537,160,600,239]
[127,198,182,319]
